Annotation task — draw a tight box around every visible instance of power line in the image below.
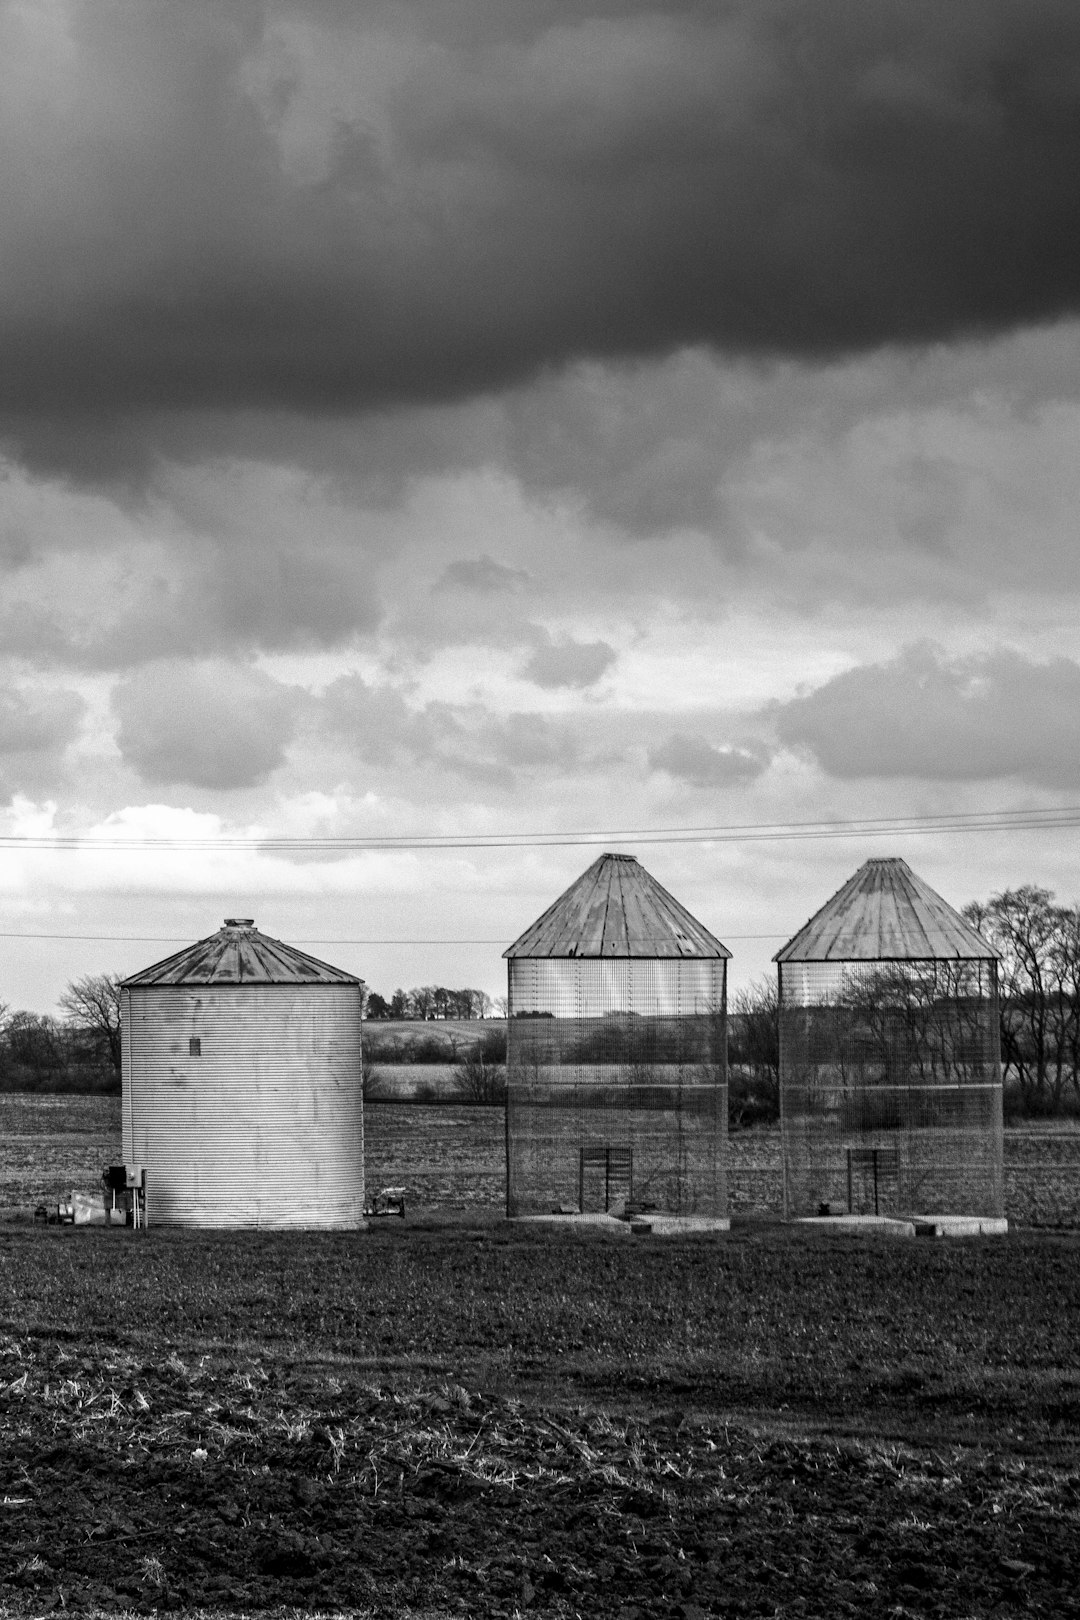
[0,803,1076,853]
[0,932,506,945]
[0,930,791,945]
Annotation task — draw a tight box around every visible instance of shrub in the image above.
[361,1051,388,1101]
[1003,1078,1080,1124]
[453,1046,507,1105]
[728,1066,780,1130]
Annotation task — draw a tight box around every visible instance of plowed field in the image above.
[3,1094,1080,1617]
[2,1220,1080,1618]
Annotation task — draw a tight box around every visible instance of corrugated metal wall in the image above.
[121,982,364,1228]
[506,957,727,1218]
[778,958,1003,1219]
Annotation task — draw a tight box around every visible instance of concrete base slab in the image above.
[797,1214,917,1236]
[913,1215,1009,1237]
[629,1215,731,1235]
[798,1212,1009,1237]
[512,1213,632,1233]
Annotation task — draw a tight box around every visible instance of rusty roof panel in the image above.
[122,919,360,986]
[774,857,997,963]
[504,852,731,959]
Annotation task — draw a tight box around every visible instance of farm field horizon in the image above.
[4,1092,1080,1229]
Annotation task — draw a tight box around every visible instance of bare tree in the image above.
[1052,906,1080,1102]
[965,887,1080,1113]
[728,976,780,1124]
[59,972,123,1087]
[965,889,1058,1107]
[361,1047,388,1101]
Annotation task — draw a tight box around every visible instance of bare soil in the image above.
[3,1093,1080,1616]
[1,1219,1080,1618]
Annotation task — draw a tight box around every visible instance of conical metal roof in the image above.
[122,919,361,987]
[504,853,730,959]
[774,858,997,963]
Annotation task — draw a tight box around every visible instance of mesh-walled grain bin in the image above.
[775,858,1003,1222]
[121,919,365,1228]
[504,853,730,1218]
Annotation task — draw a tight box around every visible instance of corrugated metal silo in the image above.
[504,853,730,1219]
[121,919,365,1228]
[775,858,1004,1222]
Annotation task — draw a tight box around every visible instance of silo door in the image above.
[846,1146,900,1214]
[580,1147,632,1214]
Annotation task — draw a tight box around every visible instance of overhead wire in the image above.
[0,930,787,945]
[0,802,1076,854]
[0,801,1071,946]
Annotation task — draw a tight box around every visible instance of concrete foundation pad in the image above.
[512,1213,632,1233]
[797,1214,917,1236]
[629,1215,731,1235]
[798,1212,1009,1237]
[913,1215,1009,1237]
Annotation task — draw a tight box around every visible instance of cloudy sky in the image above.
[2,0,1080,1012]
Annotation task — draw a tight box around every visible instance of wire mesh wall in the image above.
[506,957,727,1218]
[778,958,1004,1218]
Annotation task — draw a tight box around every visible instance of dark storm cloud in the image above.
[521,634,616,690]
[0,536,382,671]
[481,712,578,771]
[2,0,1080,447]
[112,661,302,790]
[649,734,770,788]
[318,674,579,782]
[437,556,531,594]
[0,686,85,755]
[319,674,459,768]
[175,542,382,655]
[773,644,1080,788]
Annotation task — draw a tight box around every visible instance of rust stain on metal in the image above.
[774,856,998,963]
[504,852,730,959]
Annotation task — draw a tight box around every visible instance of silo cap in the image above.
[122,921,359,985]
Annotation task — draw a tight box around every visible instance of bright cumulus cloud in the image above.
[1,0,1080,1011]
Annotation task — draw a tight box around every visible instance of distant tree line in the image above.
[363,1025,508,1106]
[729,885,1080,1121]
[8,886,1080,1118]
[963,886,1080,1116]
[0,973,122,1093]
[363,986,503,1020]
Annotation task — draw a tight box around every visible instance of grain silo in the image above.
[504,853,730,1220]
[121,919,365,1228]
[775,858,1004,1224]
